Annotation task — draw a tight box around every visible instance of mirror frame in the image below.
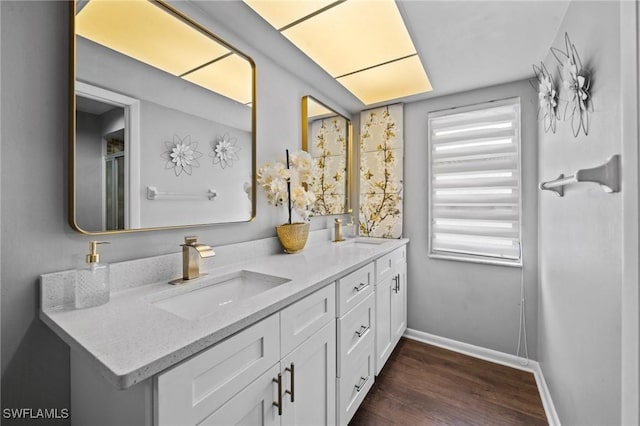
[301,95,352,216]
[69,0,257,234]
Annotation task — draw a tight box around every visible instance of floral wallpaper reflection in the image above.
[308,116,347,215]
[359,104,403,238]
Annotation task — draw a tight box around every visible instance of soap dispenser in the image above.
[75,241,111,309]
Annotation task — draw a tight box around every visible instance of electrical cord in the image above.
[516,242,530,366]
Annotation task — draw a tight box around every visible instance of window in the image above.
[428,98,522,265]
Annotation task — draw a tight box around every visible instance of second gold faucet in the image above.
[169,236,216,285]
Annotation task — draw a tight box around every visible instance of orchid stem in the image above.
[285,149,292,224]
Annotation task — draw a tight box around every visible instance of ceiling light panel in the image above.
[337,55,431,105]
[183,54,253,105]
[243,0,337,30]
[76,0,230,76]
[281,0,417,78]
[308,103,333,119]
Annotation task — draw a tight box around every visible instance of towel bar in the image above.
[146,186,217,201]
[539,155,620,197]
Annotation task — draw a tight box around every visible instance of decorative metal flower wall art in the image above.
[161,134,202,176]
[532,62,560,133]
[551,32,593,137]
[210,133,241,169]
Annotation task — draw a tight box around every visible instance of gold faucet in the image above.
[334,218,344,242]
[169,236,216,284]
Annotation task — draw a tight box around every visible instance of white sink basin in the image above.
[153,270,290,320]
[339,238,388,247]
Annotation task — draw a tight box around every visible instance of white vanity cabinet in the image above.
[60,241,410,426]
[374,246,407,375]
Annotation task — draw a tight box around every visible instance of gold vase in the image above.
[276,222,310,254]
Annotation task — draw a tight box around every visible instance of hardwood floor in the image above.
[349,338,547,426]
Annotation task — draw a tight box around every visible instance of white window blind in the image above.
[428,99,521,265]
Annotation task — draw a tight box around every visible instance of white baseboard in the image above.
[403,328,560,426]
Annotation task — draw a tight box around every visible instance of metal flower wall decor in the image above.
[161,134,202,176]
[210,133,241,169]
[532,62,560,133]
[551,32,593,137]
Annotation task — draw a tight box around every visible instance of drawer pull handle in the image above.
[355,325,369,337]
[273,373,283,416]
[354,282,368,292]
[355,375,369,392]
[285,363,295,403]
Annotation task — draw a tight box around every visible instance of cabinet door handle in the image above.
[393,274,400,293]
[272,373,283,416]
[285,363,295,403]
[355,325,370,338]
[355,375,369,392]
[354,282,368,292]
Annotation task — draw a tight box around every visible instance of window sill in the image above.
[429,252,523,268]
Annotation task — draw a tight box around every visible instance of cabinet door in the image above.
[281,320,336,426]
[390,262,407,346]
[199,364,280,426]
[374,269,393,375]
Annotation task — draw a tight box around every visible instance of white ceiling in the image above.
[193,0,570,113]
[397,0,570,103]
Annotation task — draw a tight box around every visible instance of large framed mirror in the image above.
[301,96,352,216]
[70,0,256,234]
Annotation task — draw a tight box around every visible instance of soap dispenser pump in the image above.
[75,241,111,309]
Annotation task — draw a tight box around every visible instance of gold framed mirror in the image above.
[302,95,352,216]
[70,0,256,234]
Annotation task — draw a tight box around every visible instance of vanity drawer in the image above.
[155,314,279,426]
[376,246,406,279]
[337,339,375,425]
[336,262,374,316]
[280,282,336,357]
[337,292,374,377]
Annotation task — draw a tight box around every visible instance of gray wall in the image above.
[404,80,539,358]
[0,1,353,421]
[537,2,622,425]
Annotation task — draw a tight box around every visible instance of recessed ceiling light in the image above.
[77,0,229,76]
[244,0,432,105]
[182,54,253,105]
[337,55,431,105]
[76,0,251,105]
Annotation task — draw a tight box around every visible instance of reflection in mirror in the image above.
[302,96,352,216]
[71,0,255,234]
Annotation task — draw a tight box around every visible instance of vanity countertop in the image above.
[40,236,408,389]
